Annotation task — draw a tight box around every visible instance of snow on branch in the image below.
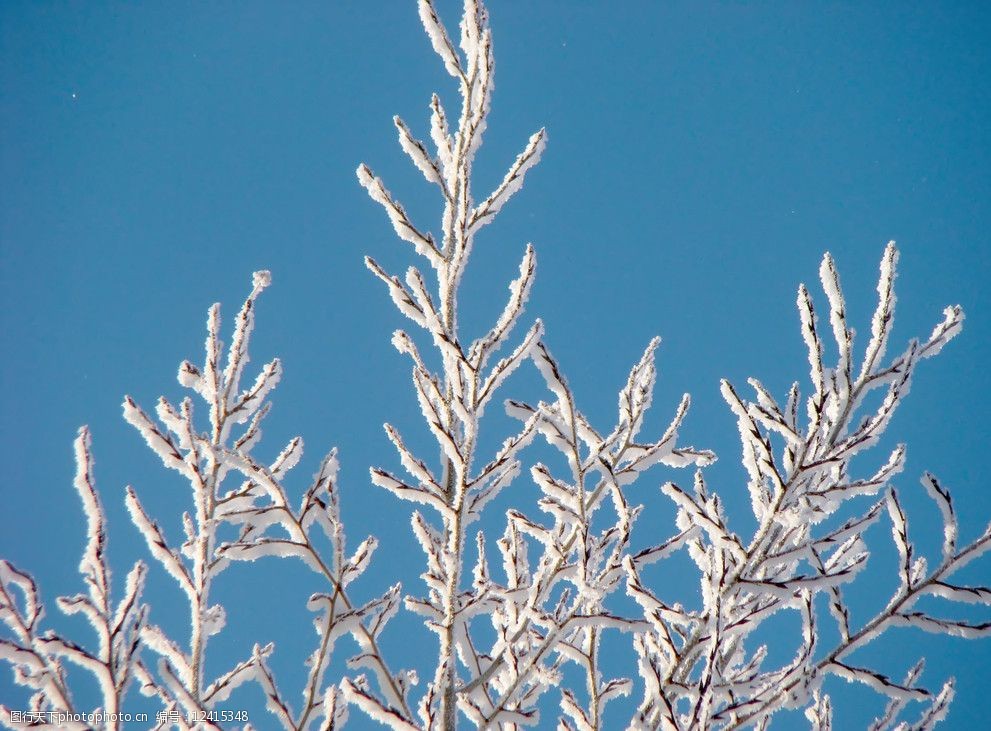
[1,430,147,731]
[626,244,984,731]
[118,272,414,729]
[3,2,987,731]
[358,0,554,726]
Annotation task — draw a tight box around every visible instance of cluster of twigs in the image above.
[2,1,987,730]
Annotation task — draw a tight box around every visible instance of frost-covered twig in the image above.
[359,1,556,727]
[125,272,409,730]
[470,340,712,727]
[1,428,147,731]
[625,244,984,729]
[723,480,990,729]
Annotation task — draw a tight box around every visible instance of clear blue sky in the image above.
[2,1,988,728]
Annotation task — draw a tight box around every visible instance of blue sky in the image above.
[2,1,989,728]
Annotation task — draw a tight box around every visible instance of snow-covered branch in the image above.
[1,429,147,731]
[626,244,984,730]
[2,3,986,730]
[359,1,549,727]
[122,272,412,730]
